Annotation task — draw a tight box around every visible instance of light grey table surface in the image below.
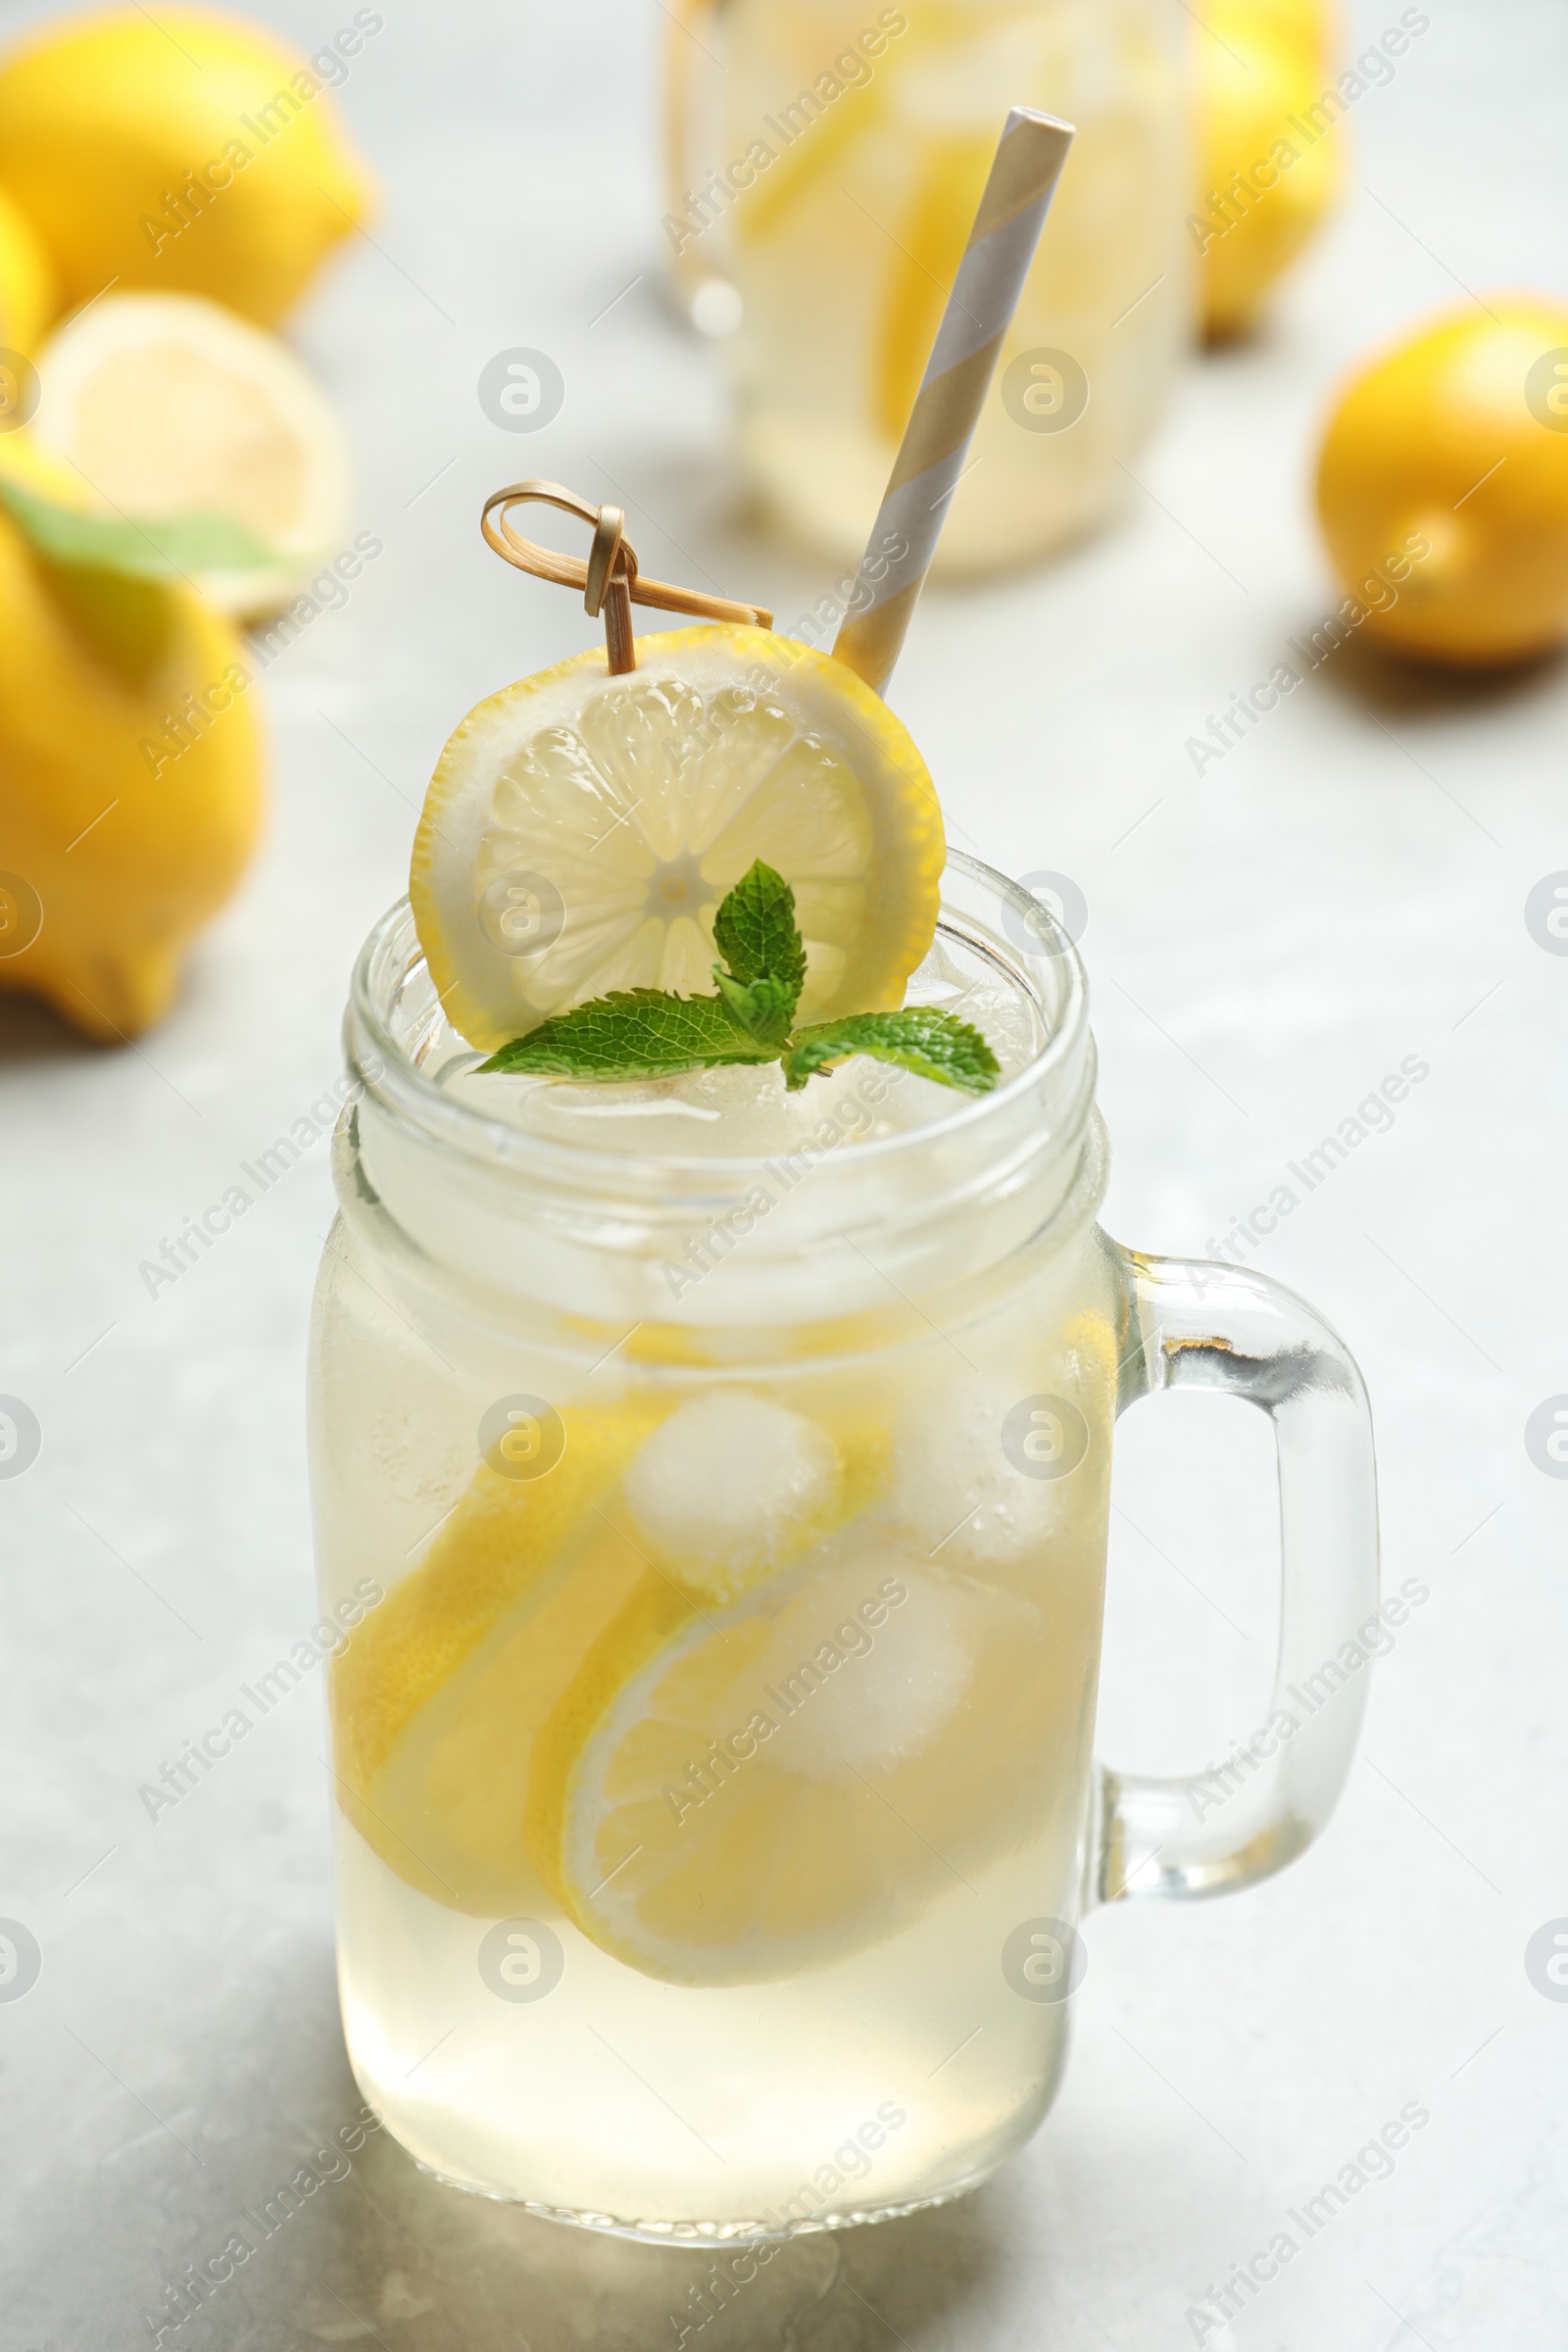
[3,1,1566,2345]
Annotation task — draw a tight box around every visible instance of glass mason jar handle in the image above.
[1093,1246,1380,1906]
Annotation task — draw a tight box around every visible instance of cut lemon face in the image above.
[31,291,350,617]
[525,1544,1064,1986]
[410,624,945,1055]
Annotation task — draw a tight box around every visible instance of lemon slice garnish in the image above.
[410,624,944,1055]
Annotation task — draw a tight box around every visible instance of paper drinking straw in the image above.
[832,107,1075,698]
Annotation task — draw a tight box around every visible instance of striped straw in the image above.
[832,107,1075,698]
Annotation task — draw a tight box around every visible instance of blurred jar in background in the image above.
[664,0,1193,577]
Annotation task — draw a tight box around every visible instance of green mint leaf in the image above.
[782,1008,1002,1096]
[0,475,277,579]
[712,859,807,1017]
[713,967,796,1048]
[477,990,778,1081]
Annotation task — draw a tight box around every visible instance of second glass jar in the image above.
[670,0,1193,574]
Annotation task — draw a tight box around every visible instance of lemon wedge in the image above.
[410,624,945,1055]
[524,1544,1061,1985]
[31,292,350,617]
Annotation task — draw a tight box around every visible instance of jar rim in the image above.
[346,850,1091,1187]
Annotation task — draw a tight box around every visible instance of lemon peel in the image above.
[1195,3,1343,340]
[0,182,57,358]
[0,458,263,1039]
[1316,299,1568,666]
[0,7,375,326]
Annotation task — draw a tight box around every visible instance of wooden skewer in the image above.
[481,481,772,674]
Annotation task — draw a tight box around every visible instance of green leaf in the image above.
[783,1008,1002,1096]
[711,859,807,1016]
[0,474,277,580]
[477,990,779,1082]
[713,967,796,1048]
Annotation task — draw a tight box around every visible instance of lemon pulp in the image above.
[31,292,350,618]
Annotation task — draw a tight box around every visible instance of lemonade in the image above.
[311,839,1124,2232]
[680,0,1192,572]
[309,514,1379,2233]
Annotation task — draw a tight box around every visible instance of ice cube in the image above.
[622,1391,839,1602]
[888,1371,1073,1570]
[760,1562,973,1777]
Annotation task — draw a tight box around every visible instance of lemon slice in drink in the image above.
[330,1398,666,1809]
[525,1545,1059,1986]
[356,1519,654,1915]
[343,1392,886,1913]
[410,624,944,1055]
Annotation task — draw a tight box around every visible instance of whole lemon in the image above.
[1316,300,1568,667]
[0,447,264,1039]
[1193,2,1343,340]
[0,7,376,327]
[1249,0,1339,68]
[0,182,58,364]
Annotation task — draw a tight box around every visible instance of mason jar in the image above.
[308,851,1377,2238]
[664,0,1194,573]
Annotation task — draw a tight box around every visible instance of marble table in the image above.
[3,0,1565,2343]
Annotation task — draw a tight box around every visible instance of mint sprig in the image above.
[783,1006,1001,1094]
[479,989,777,1082]
[712,858,808,1005]
[477,861,1000,1098]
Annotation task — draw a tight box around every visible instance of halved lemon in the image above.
[31,291,350,616]
[525,1544,1060,1985]
[410,625,945,1055]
